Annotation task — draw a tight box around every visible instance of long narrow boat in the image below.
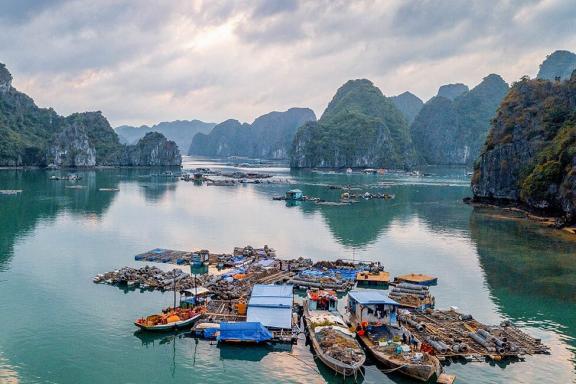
[347,290,441,382]
[303,289,366,377]
[134,307,205,332]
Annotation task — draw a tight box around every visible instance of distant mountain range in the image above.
[189,108,316,159]
[410,74,509,165]
[537,50,576,81]
[116,120,216,154]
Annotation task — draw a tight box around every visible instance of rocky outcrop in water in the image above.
[472,72,576,222]
[290,79,416,169]
[0,62,181,167]
[390,91,423,125]
[537,50,576,81]
[411,74,509,165]
[189,108,316,159]
[120,132,181,166]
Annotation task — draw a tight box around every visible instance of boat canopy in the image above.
[218,322,273,342]
[348,290,399,306]
[181,286,210,296]
[247,284,293,329]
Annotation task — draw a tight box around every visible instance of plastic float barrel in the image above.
[236,301,247,315]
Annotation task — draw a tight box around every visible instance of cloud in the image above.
[0,0,574,126]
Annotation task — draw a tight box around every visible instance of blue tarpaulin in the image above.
[247,284,293,329]
[218,322,273,342]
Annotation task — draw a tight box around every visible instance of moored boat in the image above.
[134,306,205,332]
[303,289,365,377]
[347,290,442,382]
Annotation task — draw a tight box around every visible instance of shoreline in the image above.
[464,198,576,237]
[0,165,183,171]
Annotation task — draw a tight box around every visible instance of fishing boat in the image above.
[134,306,205,331]
[135,268,205,332]
[303,289,366,377]
[347,290,442,382]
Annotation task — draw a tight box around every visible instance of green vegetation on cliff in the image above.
[0,62,180,167]
[411,74,509,165]
[473,71,576,217]
[291,79,416,168]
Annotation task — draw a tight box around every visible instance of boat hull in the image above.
[134,313,202,332]
[303,305,365,377]
[358,334,441,382]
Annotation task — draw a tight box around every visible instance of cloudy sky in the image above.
[1,0,575,127]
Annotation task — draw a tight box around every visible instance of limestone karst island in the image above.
[0,2,575,384]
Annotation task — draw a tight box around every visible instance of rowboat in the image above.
[303,289,365,377]
[134,307,205,332]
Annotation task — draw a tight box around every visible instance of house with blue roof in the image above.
[348,290,400,326]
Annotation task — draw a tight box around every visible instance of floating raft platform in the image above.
[0,190,22,195]
[134,248,193,264]
[394,273,438,286]
[399,309,549,361]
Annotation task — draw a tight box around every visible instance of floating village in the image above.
[94,244,550,383]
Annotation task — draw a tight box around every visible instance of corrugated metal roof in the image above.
[247,284,293,329]
[251,284,293,298]
[348,290,399,305]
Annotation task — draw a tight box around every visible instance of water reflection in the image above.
[470,207,576,371]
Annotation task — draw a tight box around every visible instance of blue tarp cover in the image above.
[348,290,399,306]
[247,284,293,329]
[218,322,272,342]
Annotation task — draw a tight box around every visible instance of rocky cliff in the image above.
[290,79,416,169]
[390,91,423,125]
[120,132,181,166]
[116,119,215,153]
[437,83,469,100]
[0,62,181,167]
[472,72,576,222]
[189,108,316,159]
[411,74,509,165]
[537,50,576,81]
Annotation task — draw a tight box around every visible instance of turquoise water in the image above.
[0,157,574,383]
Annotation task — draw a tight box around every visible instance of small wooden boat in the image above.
[303,289,365,377]
[134,307,205,332]
[356,324,442,382]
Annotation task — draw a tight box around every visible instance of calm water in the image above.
[0,157,575,384]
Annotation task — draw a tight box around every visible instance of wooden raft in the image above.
[400,309,550,360]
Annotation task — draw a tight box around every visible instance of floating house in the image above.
[355,271,390,287]
[247,284,294,330]
[285,189,303,201]
[348,290,400,326]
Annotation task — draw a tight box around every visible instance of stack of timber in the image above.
[389,283,435,309]
[399,309,550,360]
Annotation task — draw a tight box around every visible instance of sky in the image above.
[0,0,575,127]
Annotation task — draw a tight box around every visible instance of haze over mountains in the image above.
[116,120,216,153]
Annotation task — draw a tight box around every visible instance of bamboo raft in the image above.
[399,309,549,361]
